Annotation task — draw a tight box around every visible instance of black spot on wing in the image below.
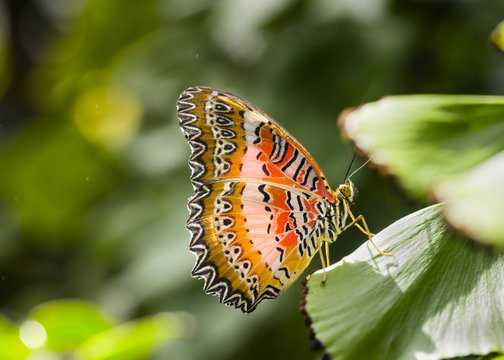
[214,100,234,114]
[298,242,304,257]
[310,175,319,192]
[288,212,298,228]
[300,166,313,186]
[258,184,271,202]
[293,157,306,182]
[278,266,291,279]
[271,136,288,164]
[281,148,299,172]
[295,228,303,241]
[262,164,270,176]
[286,191,293,210]
[253,122,265,145]
[276,247,285,262]
[296,195,304,211]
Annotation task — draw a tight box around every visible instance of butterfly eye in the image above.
[336,183,355,204]
[339,185,351,198]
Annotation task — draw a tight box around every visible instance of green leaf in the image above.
[304,205,504,360]
[29,299,113,352]
[74,312,194,360]
[435,152,504,247]
[340,95,504,247]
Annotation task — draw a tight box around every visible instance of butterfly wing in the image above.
[177,87,334,312]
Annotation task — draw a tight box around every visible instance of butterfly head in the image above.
[335,179,355,204]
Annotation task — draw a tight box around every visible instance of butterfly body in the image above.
[177,87,357,313]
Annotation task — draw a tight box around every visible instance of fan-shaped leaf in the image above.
[304,205,504,360]
[340,95,504,247]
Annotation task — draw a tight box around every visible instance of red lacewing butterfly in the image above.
[177,87,390,313]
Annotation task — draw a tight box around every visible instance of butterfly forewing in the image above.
[177,86,334,312]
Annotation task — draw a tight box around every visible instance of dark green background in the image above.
[1,0,503,358]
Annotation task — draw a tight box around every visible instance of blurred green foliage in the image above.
[492,21,504,52]
[2,299,192,359]
[0,0,503,359]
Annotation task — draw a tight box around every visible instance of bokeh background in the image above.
[1,0,503,359]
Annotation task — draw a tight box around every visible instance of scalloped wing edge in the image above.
[177,87,281,313]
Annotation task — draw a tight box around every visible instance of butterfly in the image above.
[177,86,390,313]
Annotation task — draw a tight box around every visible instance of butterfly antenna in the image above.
[343,151,358,182]
[346,155,373,181]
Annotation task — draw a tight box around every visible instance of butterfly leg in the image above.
[318,243,328,284]
[345,209,393,257]
[325,242,330,270]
